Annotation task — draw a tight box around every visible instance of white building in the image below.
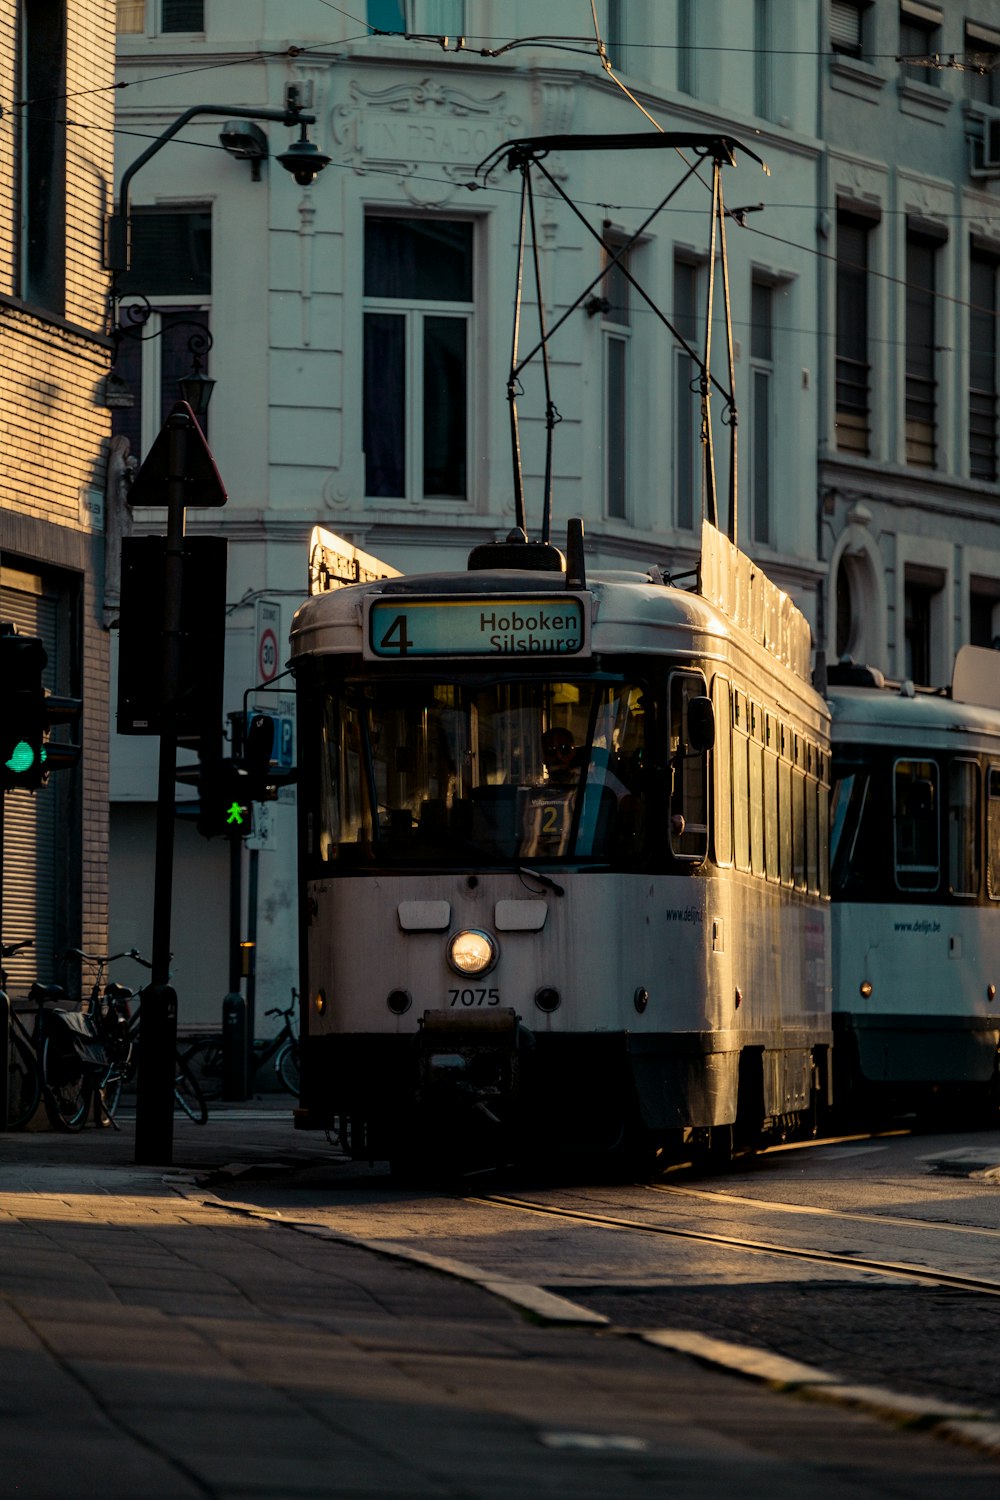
[110,0,825,1026]
[821,0,1000,685]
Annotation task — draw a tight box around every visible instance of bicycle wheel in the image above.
[174,1054,208,1124]
[181,1038,223,1101]
[41,1034,93,1132]
[275,1038,300,1096]
[7,1027,40,1129]
[95,1050,133,1126]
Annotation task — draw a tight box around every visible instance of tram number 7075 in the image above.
[449,988,501,1007]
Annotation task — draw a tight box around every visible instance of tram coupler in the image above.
[417,1007,521,1113]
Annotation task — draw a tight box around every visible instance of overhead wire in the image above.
[2,4,996,341]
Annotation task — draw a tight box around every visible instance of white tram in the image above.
[828,648,1000,1118]
[288,521,832,1170]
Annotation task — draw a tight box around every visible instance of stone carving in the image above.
[333,76,519,202]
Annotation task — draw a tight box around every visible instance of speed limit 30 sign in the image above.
[256,601,281,684]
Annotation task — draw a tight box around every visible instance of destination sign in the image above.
[365,595,590,660]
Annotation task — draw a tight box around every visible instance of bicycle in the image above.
[182,991,300,1101]
[64,948,209,1128]
[4,940,42,1129]
[3,939,106,1132]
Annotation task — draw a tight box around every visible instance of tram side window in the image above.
[818,752,830,899]
[711,675,733,866]
[732,692,750,872]
[763,713,779,883]
[778,732,793,886]
[748,703,765,876]
[669,673,710,861]
[317,696,367,859]
[894,759,939,891]
[806,760,819,896]
[830,766,872,895]
[949,759,980,897]
[987,766,1000,900]
[792,742,806,891]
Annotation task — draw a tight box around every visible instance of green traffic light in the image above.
[4,740,44,775]
[226,801,245,826]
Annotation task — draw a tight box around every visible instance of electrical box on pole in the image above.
[117,534,227,752]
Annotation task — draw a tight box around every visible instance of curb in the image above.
[166,1176,1000,1462]
[166,1176,608,1327]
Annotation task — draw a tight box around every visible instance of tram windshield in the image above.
[313,676,647,867]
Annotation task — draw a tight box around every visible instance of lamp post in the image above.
[107,103,328,274]
[111,101,327,1164]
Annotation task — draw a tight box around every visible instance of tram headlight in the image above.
[446,929,498,977]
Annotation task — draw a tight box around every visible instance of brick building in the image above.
[0,0,116,989]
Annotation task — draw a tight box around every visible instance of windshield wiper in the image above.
[518,865,565,897]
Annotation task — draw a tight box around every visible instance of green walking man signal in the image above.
[226,800,246,827]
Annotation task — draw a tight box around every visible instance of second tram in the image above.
[828,648,1000,1119]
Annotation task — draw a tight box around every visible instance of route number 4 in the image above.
[379,614,414,655]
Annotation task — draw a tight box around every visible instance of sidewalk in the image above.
[0,1103,997,1500]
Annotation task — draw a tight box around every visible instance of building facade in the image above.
[822,0,1000,685]
[1,0,116,992]
[111,0,826,1022]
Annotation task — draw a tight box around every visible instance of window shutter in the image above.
[831,1,861,51]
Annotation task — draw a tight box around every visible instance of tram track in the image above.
[645,1181,1000,1240]
[474,1191,1000,1298]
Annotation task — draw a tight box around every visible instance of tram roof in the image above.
[291,521,817,687]
[828,683,1000,744]
[290,564,813,680]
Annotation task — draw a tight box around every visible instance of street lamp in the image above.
[107,102,328,273]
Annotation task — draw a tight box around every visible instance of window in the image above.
[836,211,873,455]
[732,691,750,872]
[603,239,630,520]
[749,701,764,876]
[673,259,700,530]
[363,217,473,501]
[894,758,939,890]
[116,0,144,28]
[905,228,939,467]
[763,712,779,882]
[111,208,212,460]
[970,576,1000,646]
[831,1,867,59]
[368,0,463,29]
[904,565,943,685]
[749,280,773,544]
[668,673,709,862]
[19,0,66,313]
[899,2,942,86]
[754,0,773,119]
[966,23,1000,108]
[161,0,204,28]
[116,0,205,28]
[677,0,695,93]
[949,759,981,896]
[711,675,732,866]
[989,766,1000,899]
[970,249,998,481]
[311,675,646,869]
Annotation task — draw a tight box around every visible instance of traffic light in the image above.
[40,695,83,773]
[191,760,252,840]
[242,713,275,801]
[1,626,48,791]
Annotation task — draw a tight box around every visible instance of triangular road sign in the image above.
[128,400,228,510]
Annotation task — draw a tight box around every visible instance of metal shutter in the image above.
[1,576,59,994]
